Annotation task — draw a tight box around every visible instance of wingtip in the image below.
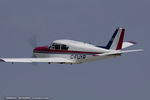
[138,49,144,51]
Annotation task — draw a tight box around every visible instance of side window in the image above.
[55,44,60,50]
[49,43,60,50]
[61,44,69,50]
[49,43,68,50]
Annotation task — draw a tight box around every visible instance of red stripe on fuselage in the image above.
[33,46,103,54]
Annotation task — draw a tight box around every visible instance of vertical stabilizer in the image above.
[105,28,125,50]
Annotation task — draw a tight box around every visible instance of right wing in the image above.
[0,57,74,63]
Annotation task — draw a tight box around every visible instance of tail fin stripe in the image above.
[116,29,125,50]
[105,28,118,49]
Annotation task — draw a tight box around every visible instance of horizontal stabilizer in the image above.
[122,41,137,49]
[94,49,143,56]
[121,49,143,53]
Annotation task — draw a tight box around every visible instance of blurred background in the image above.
[0,0,149,100]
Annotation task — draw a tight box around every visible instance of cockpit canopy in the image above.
[49,43,69,50]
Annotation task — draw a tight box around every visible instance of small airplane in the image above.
[0,27,143,64]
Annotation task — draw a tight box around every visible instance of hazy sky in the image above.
[0,0,149,100]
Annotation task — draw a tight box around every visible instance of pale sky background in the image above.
[0,0,149,100]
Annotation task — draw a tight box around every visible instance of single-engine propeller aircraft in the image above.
[0,27,143,64]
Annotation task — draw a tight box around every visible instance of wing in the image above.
[0,57,74,63]
[95,49,143,56]
[122,41,137,49]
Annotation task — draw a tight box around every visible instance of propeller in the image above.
[28,35,38,66]
[28,34,38,57]
[28,35,37,48]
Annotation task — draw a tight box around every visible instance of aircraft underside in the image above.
[34,53,120,64]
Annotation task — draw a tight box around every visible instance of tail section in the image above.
[105,27,125,50]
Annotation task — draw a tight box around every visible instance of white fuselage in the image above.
[33,39,119,64]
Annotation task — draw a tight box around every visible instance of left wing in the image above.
[0,57,74,63]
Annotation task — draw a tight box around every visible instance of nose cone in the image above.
[33,46,49,52]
